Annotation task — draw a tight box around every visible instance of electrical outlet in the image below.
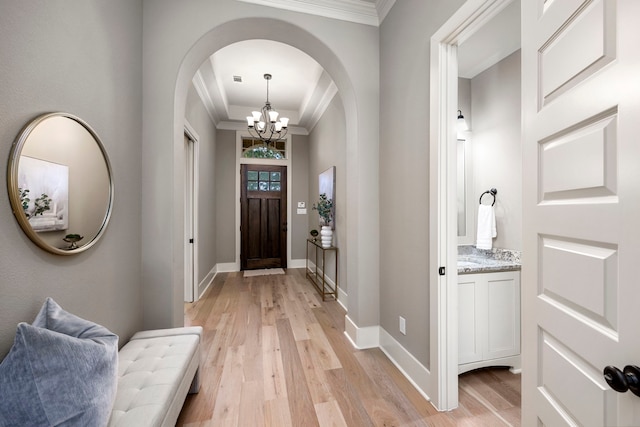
[399,316,406,335]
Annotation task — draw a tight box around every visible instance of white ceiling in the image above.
[194,40,337,134]
[458,1,521,79]
[193,0,521,134]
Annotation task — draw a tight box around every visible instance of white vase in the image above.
[320,225,333,248]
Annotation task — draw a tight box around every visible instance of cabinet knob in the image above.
[603,365,640,397]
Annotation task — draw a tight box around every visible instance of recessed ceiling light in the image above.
[233,75,242,83]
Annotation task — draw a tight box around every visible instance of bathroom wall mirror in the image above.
[457,137,474,244]
[7,112,113,255]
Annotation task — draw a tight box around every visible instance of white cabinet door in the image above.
[458,275,483,365]
[486,273,520,360]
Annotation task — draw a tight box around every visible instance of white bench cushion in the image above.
[108,327,201,427]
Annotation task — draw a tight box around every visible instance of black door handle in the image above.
[604,365,640,397]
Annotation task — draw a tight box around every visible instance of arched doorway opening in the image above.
[144,17,380,344]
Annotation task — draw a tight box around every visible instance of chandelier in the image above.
[246,74,289,143]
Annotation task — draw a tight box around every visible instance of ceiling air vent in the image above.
[233,75,242,83]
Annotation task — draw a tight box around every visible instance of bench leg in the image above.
[188,368,200,394]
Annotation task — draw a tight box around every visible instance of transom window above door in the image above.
[242,137,286,159]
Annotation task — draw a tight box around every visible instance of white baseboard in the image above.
[337,286,348,311]
[344,315,379,349]
[197,266,216,298]
[195,262,235,301]
[379,327,433,403]
[216,262,238,272]
[290,258,306,269]
[342,319,434,404]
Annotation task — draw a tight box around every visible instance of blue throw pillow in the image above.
[0,298,118,427]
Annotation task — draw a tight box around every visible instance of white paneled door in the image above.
[522,0,640,425]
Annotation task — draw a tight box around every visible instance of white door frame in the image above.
[184,120,200,302]
[429,0,516,411]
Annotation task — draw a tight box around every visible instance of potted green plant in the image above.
[313,193,334,248]
[312,193,333,226]
[63,234,84,250]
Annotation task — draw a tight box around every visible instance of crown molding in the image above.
[298,73,338,132]
[192,70,220,126]
[217,120,309,135]
[236,0,380,26]
[310,81,338,131]
[375,0,396,23]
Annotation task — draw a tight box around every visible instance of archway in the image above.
[141,17,380,342]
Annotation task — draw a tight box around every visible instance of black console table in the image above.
[305,239,338,301]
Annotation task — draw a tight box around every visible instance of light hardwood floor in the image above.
[177,268,521,426]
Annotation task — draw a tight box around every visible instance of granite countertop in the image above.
[457,245,521,275]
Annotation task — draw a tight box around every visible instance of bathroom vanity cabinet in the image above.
[458,270,521,374]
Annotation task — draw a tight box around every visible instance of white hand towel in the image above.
[476,204,497,250]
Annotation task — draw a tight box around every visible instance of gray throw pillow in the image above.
[0,298,118,427]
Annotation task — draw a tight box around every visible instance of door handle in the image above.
[603,365,640,397]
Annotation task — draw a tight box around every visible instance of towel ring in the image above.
[479,188,497,206]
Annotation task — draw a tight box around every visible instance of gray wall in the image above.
[214,129,236,264]
[0,0,143,356]
[185,83,217,283]
[291,135,310,262]
[308,96,347,288]
[379,0,465,366]
[0,1,522,393]
[470,50,522,251]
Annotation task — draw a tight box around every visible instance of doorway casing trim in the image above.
[184,119,200,303]
[429,0,517,411]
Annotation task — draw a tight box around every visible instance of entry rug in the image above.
[243,268,285,278]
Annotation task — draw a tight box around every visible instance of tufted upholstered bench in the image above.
[108,326,202,427]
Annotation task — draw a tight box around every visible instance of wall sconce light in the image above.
[457,110,469,132]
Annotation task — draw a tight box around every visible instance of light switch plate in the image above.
[297,201,306,208]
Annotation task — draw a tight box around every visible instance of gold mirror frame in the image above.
[7,112,114,255]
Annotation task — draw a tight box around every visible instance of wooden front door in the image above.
[522,0,640,424]
[241,165,287,270]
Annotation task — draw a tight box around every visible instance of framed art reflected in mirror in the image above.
[7,112,114,255]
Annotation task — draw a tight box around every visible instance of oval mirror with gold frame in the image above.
[7,112,113,255]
